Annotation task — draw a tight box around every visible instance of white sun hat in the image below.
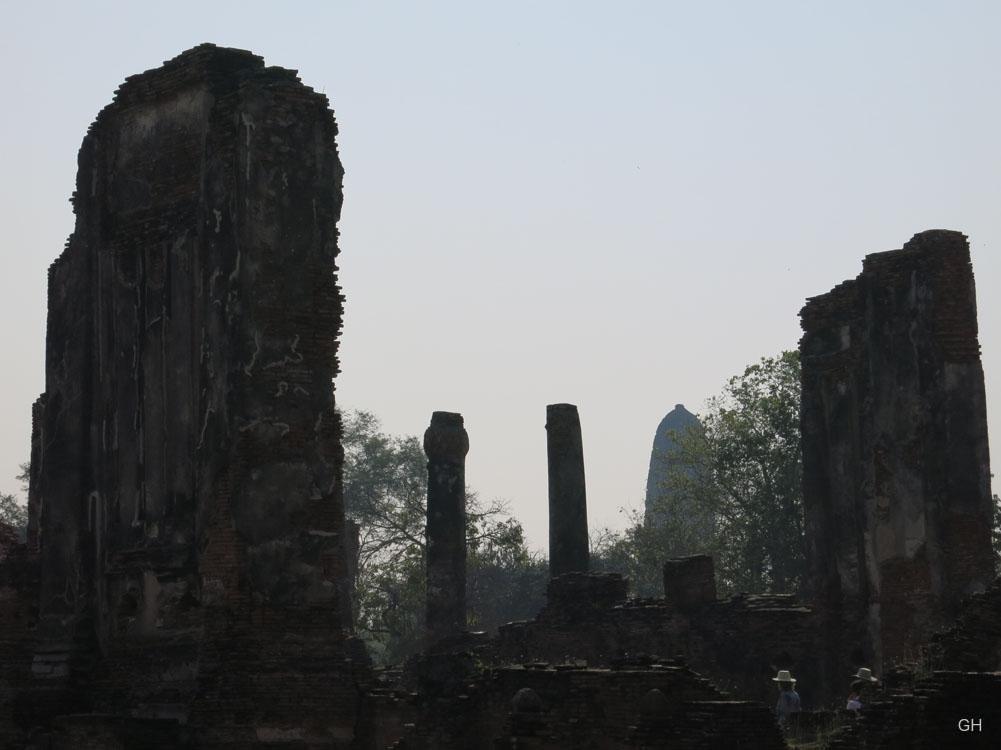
[772,669,796,683]
[853,667,878,682]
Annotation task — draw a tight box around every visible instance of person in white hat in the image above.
[847,667,879,713]
[853,667,879,684]
[771,669,801,725]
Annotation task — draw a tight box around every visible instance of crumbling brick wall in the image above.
[926,576,1001,672]
[492,571,822,708]
[396,661,786,750]
[20,44,370,747]
[799,230,994,687]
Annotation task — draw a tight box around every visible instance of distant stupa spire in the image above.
[644,404,701,529]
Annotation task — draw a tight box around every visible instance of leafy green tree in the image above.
[0,493,28,538]
[341,410,546,665]
[1,462,30,541]
[17,462,30,494]
[467,512,548,632]
[590,519,664,597]
[595,351,805,597]
[340,410,426,663]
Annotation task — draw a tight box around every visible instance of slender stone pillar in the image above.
[546,403,590,576]
[424,411,470,643]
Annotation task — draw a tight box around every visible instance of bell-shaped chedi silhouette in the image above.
[644,404,706,537]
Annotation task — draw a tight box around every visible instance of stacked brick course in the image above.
[493,566,821,708]
[395,662,785,749]
[926,577,1001,671]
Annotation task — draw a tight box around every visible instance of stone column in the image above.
[424,411,469,643]
[546,403,589,577]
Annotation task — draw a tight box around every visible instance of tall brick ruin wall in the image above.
[799,230,994,684]
[11,44,370,747]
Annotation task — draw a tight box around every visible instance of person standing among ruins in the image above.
[772,669,801,726]
[849,667,879,709]
[846,687,862,714]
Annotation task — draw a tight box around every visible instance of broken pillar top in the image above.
[546,403,580,425]
[431,410,465,427]
[423,411,469,464]
[545,403,583,441]
[547,402,577,412]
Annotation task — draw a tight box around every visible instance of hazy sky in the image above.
[2,1,999,551]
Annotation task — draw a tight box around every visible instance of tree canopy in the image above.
[0,462,30,540]
[0,494,27,537]
[595,351,805,597]
[341,410,546,665]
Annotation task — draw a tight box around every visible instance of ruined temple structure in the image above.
[383,553,816,748]
[491,562,820,711]
[3,39,1000,750]
[799,230,994,683]
[380,407,823,747]
[390,230,1001,747]
[1,44,373,747]
[0,42,805,749]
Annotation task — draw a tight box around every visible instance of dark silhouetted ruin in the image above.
[800,230,994,682]
[1,43,999,750]
[2,44,370,747]
[492,565,820,710]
